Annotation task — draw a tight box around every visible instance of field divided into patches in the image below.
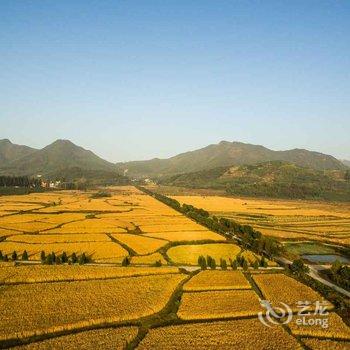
[0,187,349,349]
[0,264,349,349]
[171,195,350,245]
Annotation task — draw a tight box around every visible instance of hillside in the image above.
[342,159,350,167]
[159,161,350,201]
[0,139,117,178]
[0,139,36,165]
[116,141,346,178]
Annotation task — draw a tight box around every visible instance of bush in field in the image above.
[155,260,162,267]
[40,250,46,262]
[70,252,78,264]
[220,258,227,270]
[122,256,131,267]
[242,259,249,271]
[79,253,89,265]
[22,250,29,261]
[0,251,3,261]
[290,259,309,274]
[61,252,68,263]
[253,260,259,270]
[198,255,207,270]
[11,251,18,261]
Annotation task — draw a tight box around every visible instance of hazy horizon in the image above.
[1,1,349,162]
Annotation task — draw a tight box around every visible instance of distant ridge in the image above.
[116,140,346,178]
[0,139,36,165]
[0,139,116,178]
[159,161,350,201]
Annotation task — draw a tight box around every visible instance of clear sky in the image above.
[1,0,349,162]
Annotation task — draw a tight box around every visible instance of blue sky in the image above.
[1,0,349,162]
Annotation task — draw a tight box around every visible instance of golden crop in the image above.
[111,233,166,254]
[0,241,128,262]
[7,233,111,243]
[0,264,179,284]
[171,195,350,244]
[167,243,241,265]
[145,230,225,242]
[0,273,186,341]
[177,289,261,319]
[302,338,350,350]
[138,319,302,349]
[131,252,167,265]
[183,270,251,291]
[140,223,207,233]
[12,327,138,350]
[287,312,350,340]
[253,273,333,312]
[45,218,127,234]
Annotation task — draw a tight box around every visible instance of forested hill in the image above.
[116,141,346,178]
[158,161,350,201]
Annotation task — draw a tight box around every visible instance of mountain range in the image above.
[0,139,117,181]
[0,138,349,200]
[0,139,347,178]
[116,141,347,178]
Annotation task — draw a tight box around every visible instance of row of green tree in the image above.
[0,250,91,265]
[138,186,281,259]
[0,176,41,188]
[198,254,268,270]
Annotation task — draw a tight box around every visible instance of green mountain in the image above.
[0,139,118,179]
[0,139,36,165]
[159,161,350,201]
[116,141,346,178]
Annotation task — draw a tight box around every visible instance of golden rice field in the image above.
[0,264,179,284]
[178,289,262,319]
[11,327,139,350]
[302,338,350,350]
[130,252,168,265]
[171,195,350,245]
[167,243,241,265]
[137,319,302,349]
[7,233,111,243]
[287,312,350,340]
[144,230,225,242]
[0,273,186,341]
[0,187,349,348]
[253,273,333,312]
[183,270,251,291]
[111,233,166,254]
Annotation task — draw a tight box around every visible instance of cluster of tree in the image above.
[0,250,29,262]
[197,254,267,271]
[323,260,350,290]
[40,251,91,265]
[289,259,310,274]
[218,218,280,258]
[0,176,41,188]
[138,186,281,260]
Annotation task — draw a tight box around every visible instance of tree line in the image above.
[138,186,281,259]
[0,176,41,188]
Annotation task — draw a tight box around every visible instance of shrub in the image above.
[11,251,18,261]
[220,258,227,270]
[122,256,131,267]
[22,250,29,261]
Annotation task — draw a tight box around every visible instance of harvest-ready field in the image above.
[0,186,349,349]
[170,194,350,248]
